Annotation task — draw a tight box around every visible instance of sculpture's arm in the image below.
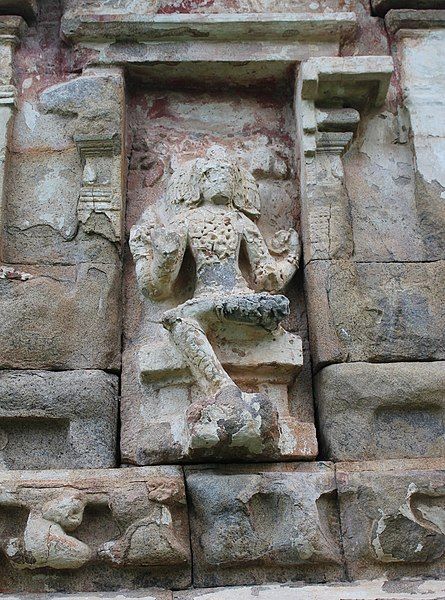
[242,218,300,293]
[129,219,187,301]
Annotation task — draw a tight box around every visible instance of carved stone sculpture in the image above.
[129,146,309,460]
[6,494,92,570]
[0,467,191,591]
[337,459,445,580]
[185,463,344,587]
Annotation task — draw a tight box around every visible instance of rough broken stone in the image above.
[315,361,445,461]
[344,111,430,262]
[305,259,445,369]
[185,462,344,587]
[3,68,126,264]
[0,466,191,592]
[0,264,121,370]
[0,370,118,469]
[337,459,445,581]
[392,24,445,261]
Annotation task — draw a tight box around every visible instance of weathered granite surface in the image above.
[0,467,191,592]
[185,462,344,587]
[0,264,121,370]
[305,259,445,369]
[0,370,118,469]
[337,459,445,580]
[0,0,444,596]
[315,361,445,461]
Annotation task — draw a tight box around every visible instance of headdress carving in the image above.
[166,146,261,220]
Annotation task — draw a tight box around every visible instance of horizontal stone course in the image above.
[174,578,445,599]
[0,466,191,592]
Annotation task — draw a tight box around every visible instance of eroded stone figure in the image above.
[130,146,300,455]
[5,493,92,570]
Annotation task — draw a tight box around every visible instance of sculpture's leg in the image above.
[162,300,280,457]
[163,315,233,397]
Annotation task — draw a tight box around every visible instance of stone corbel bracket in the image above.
[75,133,123,243]
[296,56,393,264]
[40,67,126,246]
[60,10,358,78]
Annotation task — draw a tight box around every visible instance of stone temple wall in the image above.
[0,0,443,598]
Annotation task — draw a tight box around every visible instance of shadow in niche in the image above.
[0,505,29,543]
[75,503,122,552]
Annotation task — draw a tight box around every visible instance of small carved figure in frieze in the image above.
[130,146,301,456]
[5,493,92,570]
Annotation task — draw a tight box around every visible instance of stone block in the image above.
[0,264,121,370]
[185,462,344,588]
[315,361,445,461]
[0,370,118,469]
[3,150,119,265]
[337,459,445,580]
[174,578,445,599]
[344,111,428,262]
[393,26,445,261]
[305,259,445,369]
[0,466,191,592]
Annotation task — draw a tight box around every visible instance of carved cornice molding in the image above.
[0,14,26,43]
[61,11,357,44]
[59,9,357,77]
[386,8,445,34]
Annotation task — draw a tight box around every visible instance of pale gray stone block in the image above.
[0,466,191,592]
[185,462,344,587]
[337,459,445,581]
[3,150,119,265]
[0,370,118,469]
[315,361,445,461]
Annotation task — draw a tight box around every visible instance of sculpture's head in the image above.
[41,494,87,531]
[167,146,261,219]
